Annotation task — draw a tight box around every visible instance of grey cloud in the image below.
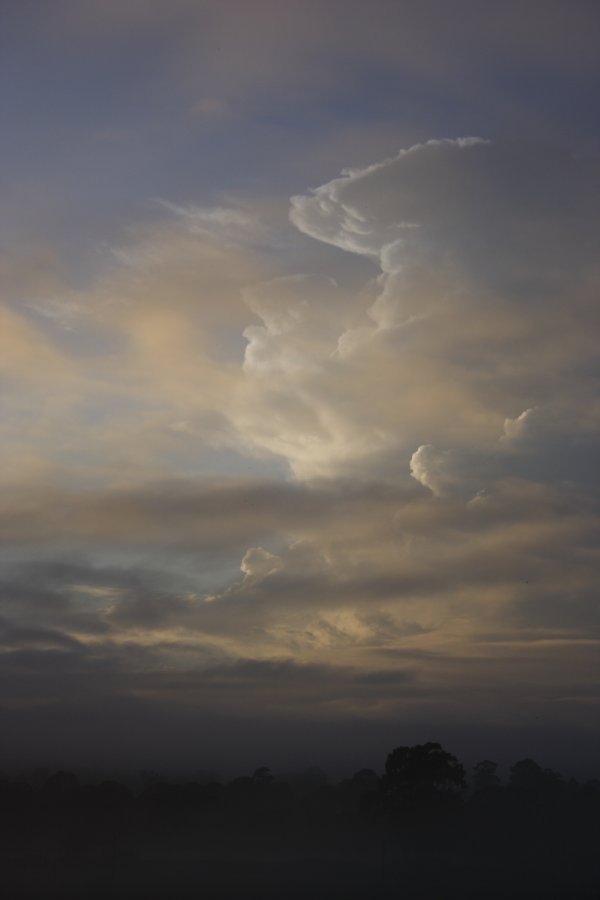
[105,590,193,629]
[291,139,600,315]
[0,557,186,636]
[0,478,414,545]
[0,619,84,652]
[355,669,415,686]
[275,139,598,489]
[512,589,600,638]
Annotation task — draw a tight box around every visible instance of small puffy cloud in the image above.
[240,546,283,582]
[501,408,536,443]
[410,444,454,496]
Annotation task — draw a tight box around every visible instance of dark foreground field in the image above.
[4,837,600,899]
[2,745,599,898]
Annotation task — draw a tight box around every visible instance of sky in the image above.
[1,0,600,778]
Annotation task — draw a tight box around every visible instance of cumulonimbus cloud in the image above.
[2,137,600,761]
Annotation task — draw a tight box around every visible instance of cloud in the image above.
[242,274,340,375]
[501,408,536,443]
[291,137,598,315]
[2,135,600,770]
[4,0,600,775]
[154,200,264,246]
[409,444,460,496]
[240,547,283,582]
[286,137,600,486]
[4,138,598,490]
[0,303,74,384]
[1,473,599,773]
[291,138,488,265]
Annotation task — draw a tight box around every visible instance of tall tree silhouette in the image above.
[382,742,466,818]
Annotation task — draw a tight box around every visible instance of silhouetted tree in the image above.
[382,742,466,818]
[42,770,79,796]
[509,758,565,801]
[294,766,328,788]
[252,766,274,785]
[509,757,544,790]
[350,768,380,792]
[472,759,501,792]
[339,769,381,819]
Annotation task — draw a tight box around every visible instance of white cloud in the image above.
[240,546,283,582]
[242,275,334,375]
[409,444,465,496]
[501,408,536,443]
